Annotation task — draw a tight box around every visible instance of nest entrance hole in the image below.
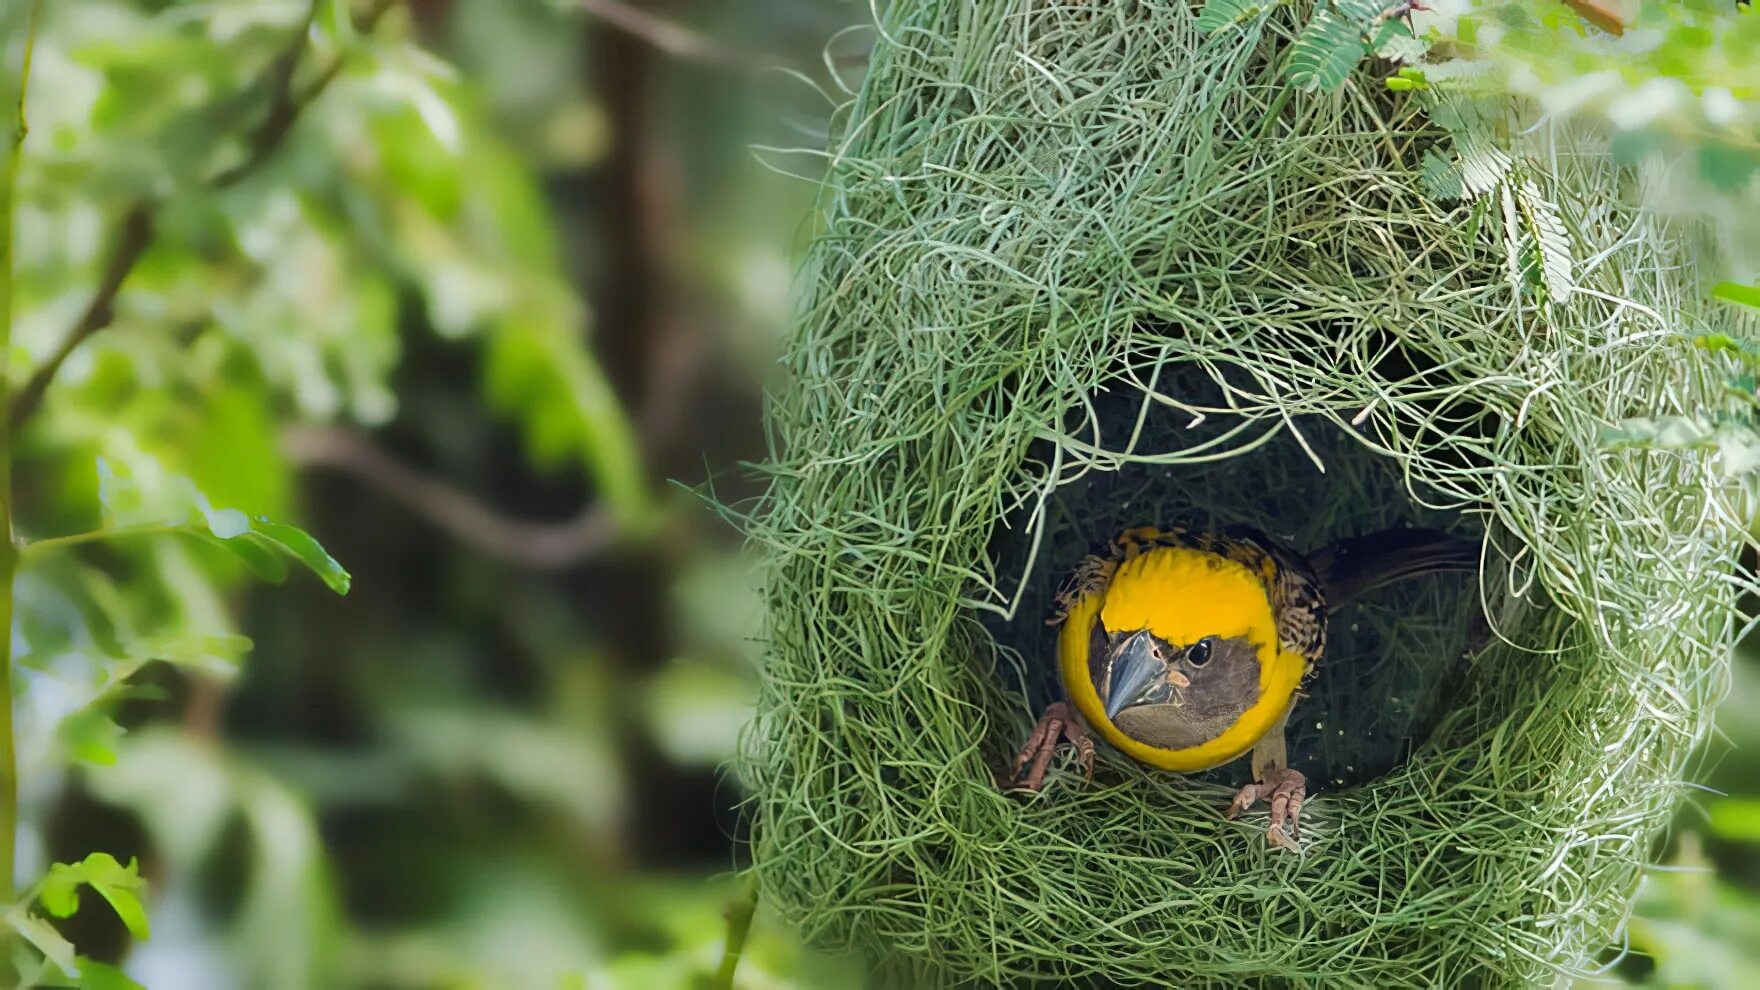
[982,360,1485,791]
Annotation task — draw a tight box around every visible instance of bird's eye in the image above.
[1186,637,1213,666]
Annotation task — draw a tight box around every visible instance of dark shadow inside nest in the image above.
[981,362,1486,792]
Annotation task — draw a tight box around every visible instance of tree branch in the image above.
[0,0,47,921]
[281,425,620,570]
[1560,0,1626,36]
[6,0,400,431]
[282,318,707,571]
[7,204,152,430]
[577,0,783,70]
[710,873,760,990]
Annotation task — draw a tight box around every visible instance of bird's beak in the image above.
[1104,631,1161,721]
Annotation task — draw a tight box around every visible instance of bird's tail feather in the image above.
[1310,528,1480,613]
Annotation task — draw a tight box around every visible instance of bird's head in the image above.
[1096,628,1263,749]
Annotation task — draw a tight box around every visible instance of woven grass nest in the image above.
[741,2,1748,984]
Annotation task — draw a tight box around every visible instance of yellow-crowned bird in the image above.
[1006,525,1480,850]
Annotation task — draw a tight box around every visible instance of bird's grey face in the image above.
[1091,624,1262,750]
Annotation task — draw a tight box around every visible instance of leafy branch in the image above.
[1605,295,1760,499]
[7,853,149,984]
[1198,0,1419,93]
[18,460,351,594]
[6,0,401,431]
[1388,3,1760,197]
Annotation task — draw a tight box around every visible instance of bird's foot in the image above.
[1003,701,1094,792]
[1224,766,1306,852]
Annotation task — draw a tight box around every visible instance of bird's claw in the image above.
[1225,767,1306,852]
[1004,701,1094,792]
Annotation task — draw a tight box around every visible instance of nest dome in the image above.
[742,2,1746,984]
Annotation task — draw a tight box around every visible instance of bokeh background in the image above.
[4,1,1759,987]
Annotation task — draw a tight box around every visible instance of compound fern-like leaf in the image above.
[1196,0,1268,34]
[1285,8,1368,92]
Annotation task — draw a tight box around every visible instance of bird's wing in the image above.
[1219,525,1328,665]
[1306,528,1480,612]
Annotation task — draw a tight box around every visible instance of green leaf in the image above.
[58,710,126,767]
[1285,9,1368,92]
[1699,143,1760,194]
[1195,0,1268,35]
[483,311,651,528]
[1376,27,1428,63]
[1457,142,1514,201]
[53,631,251,766]
[1513,180,1573,303]
[1708,797,1760,843]
[214,510,348,588]
[1695,332,1760,364]
[8,909,78,978]
[318,0,358,46]
[78,959,145,990]
[40,853,151,941]
[1604,415,1760,479]
[1421,149,1462,200]
[1713,282,1760,310]
[49,461,351,595]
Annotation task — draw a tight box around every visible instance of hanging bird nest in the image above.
[739,2,1747,985]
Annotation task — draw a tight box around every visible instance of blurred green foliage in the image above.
[1,0,853,986]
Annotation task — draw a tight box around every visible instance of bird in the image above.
[1004,524,1480,851]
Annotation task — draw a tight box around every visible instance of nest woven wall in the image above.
[741,2,1746,984]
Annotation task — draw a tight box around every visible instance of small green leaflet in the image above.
[9,855,152,980]
[1513,180,1573,304]
[1420,141,1513,202]
[318,0,358,46]
[1695,332,1760,362]
[73,460,352,595]
[203,512,352,595]
[1604,416,1760,480]
[40,853,151,941]
[1286,8,1368,92]
[1201,0,1412,93]
[1707,797,1760,843]
[1195,0,1271,34]
[77,959,146,990]
[1712,282,1760,310]
[1376,31,1428,64]
[59,710,126,767]
[57,633,254,766]
[1496,180,1573,305]
[1421,95,1514,204]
